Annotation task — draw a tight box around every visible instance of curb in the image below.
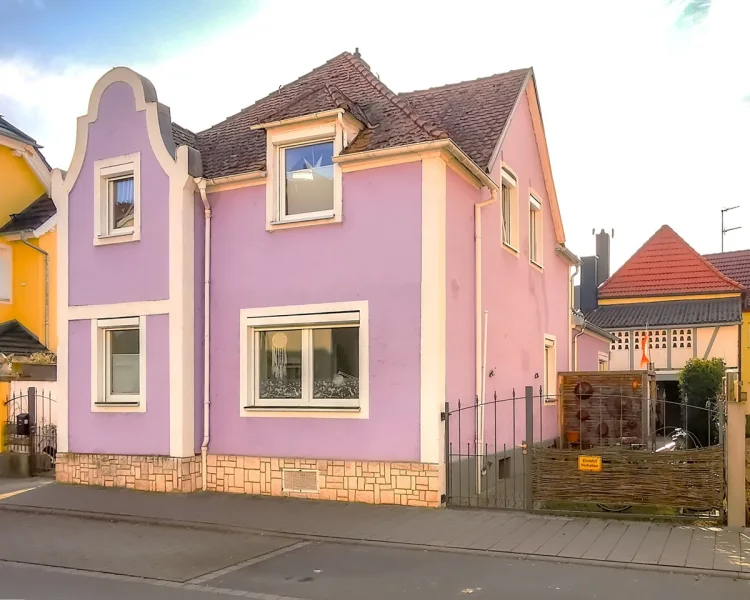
[0,503,747,581]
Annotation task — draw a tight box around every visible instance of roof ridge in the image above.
[600,224,745,295]
[172,121,196,136]
[342,52,447,141]
[704,248,750,257]
[196,52,352,136]
[0,115,38,145]
[399,67,532,97]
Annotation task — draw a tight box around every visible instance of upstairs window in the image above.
[529,194,542,266]
[281,141,334,220]
[94,153,141,245]
[500,167,518,252]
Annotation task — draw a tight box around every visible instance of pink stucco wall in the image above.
[482,89,570,447]
[67,315,170,455]
[446,169,480,449]
[575,331,610,371]
[67,82,169,306]
[206,162,423,461]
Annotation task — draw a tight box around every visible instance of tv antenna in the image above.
[721,206,741,251]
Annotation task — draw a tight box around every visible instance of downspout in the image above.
[475,189,497,493]
[196,178,212,491]
[573,321,586,371]
[569,264,579,370]
[19,234,49,348]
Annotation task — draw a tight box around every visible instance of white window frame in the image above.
[529,193,543,268]
[91,316,147,413]
[93,153,141,246]
[240,301,369,419]
[265,122,344,231]
[0,243,12,304]
[543,334,556,403]
[500,166,519,254]
[598,351,610,371]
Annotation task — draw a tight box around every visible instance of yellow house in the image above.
[0,116,57,441]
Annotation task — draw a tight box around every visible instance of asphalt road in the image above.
[0,511,748,600]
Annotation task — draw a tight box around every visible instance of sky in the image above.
[1,0,748,271]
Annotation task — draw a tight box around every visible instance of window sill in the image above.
[502,242,519,256]
[94,229,139,246]
[267,213,340,231]
[242,405,364,419]
[94,401,140,407]
[530,259,544,272]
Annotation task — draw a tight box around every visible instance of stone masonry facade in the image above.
[56,453,202,493]
[205,455,441,507]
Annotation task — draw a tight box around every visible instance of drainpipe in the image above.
[19,234,49,348]
[573,321,587,371]
[195,178,211,491]
[474,189,497,492]
[569,264,580,370]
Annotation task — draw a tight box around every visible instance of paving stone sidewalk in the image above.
[1,482,749,577]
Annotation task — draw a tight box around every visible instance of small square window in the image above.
[94,153,140,245]
[281,141,334,220]
[92,317,145,409]
[500,168,518,251]
[0,244,11,303]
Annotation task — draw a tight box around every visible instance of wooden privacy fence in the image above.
[532,446,724,510]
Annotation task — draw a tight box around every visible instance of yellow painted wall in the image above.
[0,146,45,226]
[0,233,56,352]
[742,313,750,415]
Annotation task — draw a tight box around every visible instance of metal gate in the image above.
[444,375,726,520]
[444,386,543,510]
[2,387,57,476]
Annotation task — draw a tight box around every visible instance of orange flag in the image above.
[640,333,649,368]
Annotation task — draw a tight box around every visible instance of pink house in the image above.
[53,50,596,507]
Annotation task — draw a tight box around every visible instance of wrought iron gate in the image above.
[444,386,543,510]
[2,387,57,476]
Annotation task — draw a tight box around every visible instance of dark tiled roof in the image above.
[172,122,197,149]
[586,297,742,329]
[399,68,531,169]
[195,52,449,179]
[0,195,56,235]
[705,249,750,309]
[599,225,745,299]
[0,320,48,356]
[0,115,37,146]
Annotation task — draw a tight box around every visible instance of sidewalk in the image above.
[1,482,749,578]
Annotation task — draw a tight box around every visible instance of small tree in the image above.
[678,357,725,446]
[678,357,725,406]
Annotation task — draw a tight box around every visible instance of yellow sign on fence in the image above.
[578,456,602,472]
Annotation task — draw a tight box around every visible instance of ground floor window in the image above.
[543,335,556,402]
[241,302,368,410]
[93,316,145,405]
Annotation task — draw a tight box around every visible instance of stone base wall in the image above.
[56,453,201,493]
[206,455,440,507]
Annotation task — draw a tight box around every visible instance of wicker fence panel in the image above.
[533,446,724,510]
[559,371,650,449]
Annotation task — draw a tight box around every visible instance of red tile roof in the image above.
[598,225,745,299]
[705,249,750,308]
[186,51,530,179]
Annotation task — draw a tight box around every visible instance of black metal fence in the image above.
[2,387,57,476]
[444,382,726,519]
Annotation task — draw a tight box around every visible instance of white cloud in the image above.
[1,0,748,266]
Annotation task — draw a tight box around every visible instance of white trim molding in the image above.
[91,316,147,413]
[239,301,369,420]
[264,118,345,231]
[93,153,141,246]
[420,156,447,464]
[68,299,170,321]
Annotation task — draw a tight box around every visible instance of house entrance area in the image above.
[445,372,727,521]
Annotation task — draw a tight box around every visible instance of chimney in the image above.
[580,255,599,313]
[595,229,611,286]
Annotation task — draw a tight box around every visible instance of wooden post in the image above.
[726,399,747,527]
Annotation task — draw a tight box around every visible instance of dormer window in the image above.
[93,153,141,245]
[261,111,362,231]
[281,141,335,220]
